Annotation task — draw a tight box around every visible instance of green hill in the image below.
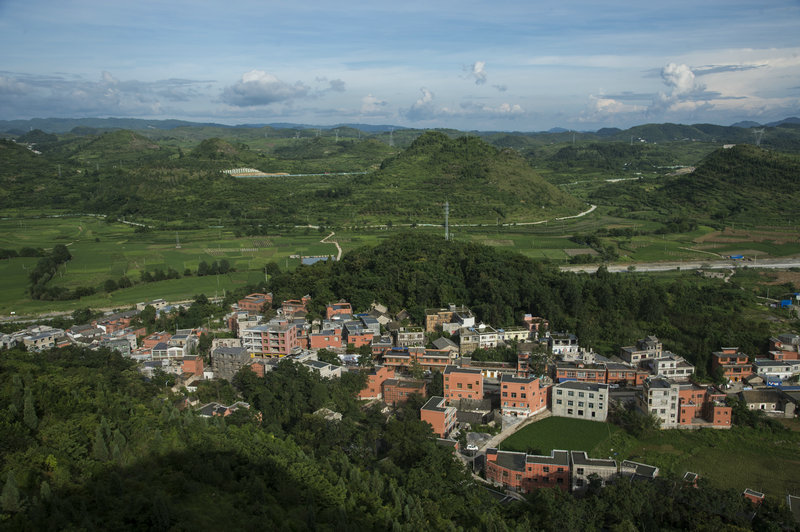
[349,131,584,222]
[660,144,800,220]
[190,137,244,160]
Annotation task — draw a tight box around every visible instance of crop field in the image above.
[499,417,800,499]
[0,216,342,314]
[2,211,798,315]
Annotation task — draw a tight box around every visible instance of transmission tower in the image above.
[753,128,765,146]
[389,128,394,147]
[444,200,449,241]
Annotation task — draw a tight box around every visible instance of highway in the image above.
[560,257,800,274]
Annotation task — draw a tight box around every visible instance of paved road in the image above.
[560,257,800,274]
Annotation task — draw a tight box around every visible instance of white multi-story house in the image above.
[640,378,679,428]
[552,381,609,422]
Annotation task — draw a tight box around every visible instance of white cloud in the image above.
[465,61,487,85]
[403,87,436,121]
[360,93,388,115]
[221,70,310,107]
[661,63,700,96]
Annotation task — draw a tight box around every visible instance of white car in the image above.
[466,443,479,452]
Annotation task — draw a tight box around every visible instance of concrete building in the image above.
[424,304,473,333]
[640,377,679,428]
[620,336,663,364]
[552,381,609,422]
[302,359,343,379]
[570,451,617,493]
[212,346,250,381]
[648,353,695,381]
[752,359,800,383]
[549,332,579,356]
[395,326,425,347]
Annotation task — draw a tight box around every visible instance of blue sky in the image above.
[1,0,798,130]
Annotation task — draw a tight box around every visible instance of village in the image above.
[3,293,800,505]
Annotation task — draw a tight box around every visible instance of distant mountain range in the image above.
[2,116,799,135]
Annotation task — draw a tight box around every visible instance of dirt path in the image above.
[482,409,552,450]
[320,231,342,261]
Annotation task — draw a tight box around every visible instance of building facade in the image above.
[552,381,609,422]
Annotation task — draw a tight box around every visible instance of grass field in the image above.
[2,211,798,315]
[0,216,339,314]
[499,417,620,455]
[499,417,800,499]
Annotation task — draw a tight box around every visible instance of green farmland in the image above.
[2,210,799,316]
[499,417,800,500]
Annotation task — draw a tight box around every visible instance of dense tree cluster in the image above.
[259,233,771,377]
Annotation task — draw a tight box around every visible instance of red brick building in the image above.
[500,374,549,417]
[309,326,344,349]
[382,347,454,372]
[142,331,172,350]
[237,293,272,315]
[326,301,353,319]
[241,321,300,356]
[382,379,426,406]
[712,347,752,383]
[181,356,204,376]
[677,383,732,428]
[282,295,311,316]
[420,396,457,438]
[485,448,570,492]
[768,334,800,361]
[357,365,395,400]
[443,365,483,402]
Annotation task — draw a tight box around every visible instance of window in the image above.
[578,410,584,416]
[588,403,594,409]
[567,409,573,415]
[543,467,549,472]
[578,392,584,398]
[511,393,517,398]
[467,383,472,389]
[591,412,596,418]
[502,392,507,397]
[557,478,564,484]
[568,391,574,397]
[521,393,526,399]
[577,468,584,475]
[578,402,584,407]
[556,389,562,396]
[567,400,574,406]
[589,393,594,399]
[457,383,462,388]
[556,399,562,405]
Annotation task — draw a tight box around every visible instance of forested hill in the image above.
[263,232,770,376]
[659,144,800,219]
[350,131,584,221]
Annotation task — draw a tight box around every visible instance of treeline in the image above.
[257,233,772,377]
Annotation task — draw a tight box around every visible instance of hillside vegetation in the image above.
[593,145,800,224]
